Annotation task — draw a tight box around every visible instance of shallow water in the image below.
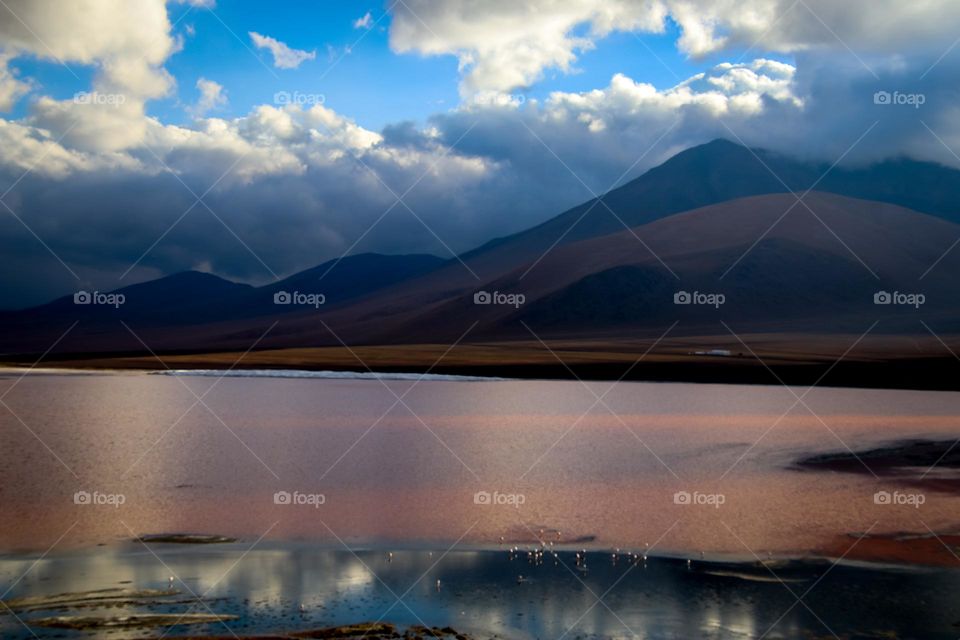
[1,370,958,556]
[2,545,958,639]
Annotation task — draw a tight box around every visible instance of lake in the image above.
[1,369,959,638]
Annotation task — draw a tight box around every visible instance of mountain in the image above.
[343,192,960,343]
[315,139,960,311]
[0,253,445,354]
[3,140,960,357]
[263,253,446,303]
[2,271,252,327]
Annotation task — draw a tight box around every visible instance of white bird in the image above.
[686,559,692,569]
[388,552,394,562]
[299,603,306,613]
[436,579,441,591]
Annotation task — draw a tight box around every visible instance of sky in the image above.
[1,0,959,307]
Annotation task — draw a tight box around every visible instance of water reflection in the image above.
[3,373,960,555]
[1,545,957,639]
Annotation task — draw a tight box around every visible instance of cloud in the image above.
[1,0,960,308]
[0,0,177,95]
[190,77,227,116]
[388,0,960,95]
[0,0,177,151]
[249,31,317,69]
[0,52,31,111]
[353,11,373,29]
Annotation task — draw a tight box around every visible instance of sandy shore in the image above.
[4,336,960,391]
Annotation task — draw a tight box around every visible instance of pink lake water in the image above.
[1,369,958,557]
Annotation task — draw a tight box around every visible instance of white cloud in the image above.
[249,31,317,69]
[0,0,177,151]
[0,119,142,178]
[0,0,176,96]
[353,11,373,29]
[0,51,31,111]
[389,0,663,96]
[388,0,960,95]
[190,77,228,116]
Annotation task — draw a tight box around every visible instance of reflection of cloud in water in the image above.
[0,546,957,639]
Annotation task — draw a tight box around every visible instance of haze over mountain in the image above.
[2,140,959,356]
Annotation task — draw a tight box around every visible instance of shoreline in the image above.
[3,350,960,392]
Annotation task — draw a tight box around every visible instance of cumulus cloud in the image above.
[190,77,227,117]
[390,0,663,96]
[249,31,317,69]
[0,0,176,151]
[0,51,31,111]
[389,0,960,95]
[0,0,176,95]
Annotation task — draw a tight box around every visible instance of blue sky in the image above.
[8,2,790,131]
